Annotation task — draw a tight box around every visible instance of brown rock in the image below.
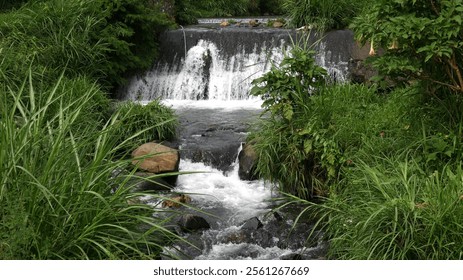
[249,19,259,27]
[273,21,284,28]
[220,20,230,27]
[162,194,192,208]
[131,142,179,174]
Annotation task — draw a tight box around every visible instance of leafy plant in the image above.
[321,158,463,259]
[251,44,327,122]
[248,41,344,199]
[351,0,463,95]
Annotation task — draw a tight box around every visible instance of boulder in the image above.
[238,142,258,180]
[132,142,179,174]
[177,214,210,232]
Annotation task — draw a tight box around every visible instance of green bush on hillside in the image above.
[0,0,174,90]
[283,0,368,31]
[351,0,463,95]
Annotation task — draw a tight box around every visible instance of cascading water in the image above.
[120,25,357,259]
[121,28,353,102]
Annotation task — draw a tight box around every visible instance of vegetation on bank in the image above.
[174,0,285,25]
[249,0,463,259]
[0,0,179,259]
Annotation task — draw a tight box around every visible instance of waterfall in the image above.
[120,28,355,102]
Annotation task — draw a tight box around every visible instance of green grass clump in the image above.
[113,100,178,151]
[0,75,179,259]
[322,158,463,260]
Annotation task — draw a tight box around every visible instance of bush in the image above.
[264,83,463,259]
[0,0,174,90]
[249,43,333,199]
[283,0,368,31]
[173,0,286,25]
[351,0,463,95]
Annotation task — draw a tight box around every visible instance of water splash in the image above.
[124,39,285,101]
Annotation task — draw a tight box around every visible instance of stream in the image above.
[156,101,327,260]
[120,22,356,259]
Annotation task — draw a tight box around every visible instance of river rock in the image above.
[238,142,258,180]
[131,142,179,176]
[220,20,230,27]
[178,214,211,232]
[273,21,284,28]
[162,194,192,208]
[241,217,263,230]
[249,19,259,27]
[130,172,174,191]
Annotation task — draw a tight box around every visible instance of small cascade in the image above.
[121,28,355,102]
[162,148,327,260]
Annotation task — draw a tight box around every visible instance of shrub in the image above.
[249,43,335,199]
[0,0,174,90]
[283,0,368,31]
[351,0,463,95]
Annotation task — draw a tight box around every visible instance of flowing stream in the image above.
[121,24,356,259]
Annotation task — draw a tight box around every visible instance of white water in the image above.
[123,39,349,103]
[175,158,273,224]
[163,156,326,260]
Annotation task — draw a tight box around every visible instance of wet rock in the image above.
[238,142,258,180]
[280,253,303,260]
[178,214,210,232]
[184,142,241,172]
[131,172,174,191]
[223,231,248,244]
[162,194,192,208]
[241,217,263,230]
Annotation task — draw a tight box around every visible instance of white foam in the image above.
[175,159,274,221]
[195,243,295,260]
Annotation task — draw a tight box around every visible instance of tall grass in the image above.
[114,100,178,151]
[0,74,179,259]
[283,0,368,31]
[322,157,463,259]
